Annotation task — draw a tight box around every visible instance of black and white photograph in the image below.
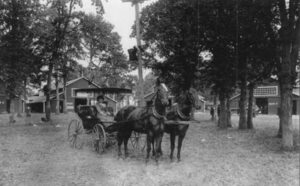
[0,0,299,185]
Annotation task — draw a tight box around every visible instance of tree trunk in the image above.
[277,106,282,138]
[63,75,68,114]
[280,84,293,150]
[218,92,227,129]
[55,72,60,115]
[239,76,247,129]
[9,97,15,123]
[276,0,299,149]
[213,94,218,122]
[17,93,22,117]
[278,65,294,149]
[45,62,53,122]
[247,83,254,129]
[226,96,232,128]
[23,80,30,118]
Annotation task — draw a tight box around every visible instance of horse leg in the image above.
[159,139,163,156]
[151,138,155,156]
[154,134,164,165]
[146,133,152,163]
[157,139,163,157]
[177,134,185,162]
[124,131,131,158]
[117,133,123,159]
[152,139,163,156]
[169,134,176,162]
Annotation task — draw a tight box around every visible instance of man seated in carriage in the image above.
[95,94,113,122]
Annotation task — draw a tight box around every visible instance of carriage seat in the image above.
[77,105,98,120]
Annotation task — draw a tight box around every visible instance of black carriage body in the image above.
[77,105,102,130]
[77,105,119,133]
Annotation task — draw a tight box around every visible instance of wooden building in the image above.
[0,79,26,114]
[27,77,117,113]
[230,78,300,115]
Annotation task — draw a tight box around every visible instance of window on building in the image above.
[254,86,278,96]
[72,88,93,97]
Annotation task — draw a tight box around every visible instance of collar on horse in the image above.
[175,103,191,120]
[152,106,166,119]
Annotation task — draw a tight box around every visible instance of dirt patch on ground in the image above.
[0,113,299,186]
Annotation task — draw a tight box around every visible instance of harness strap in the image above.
[175,104,191,120]
[152,106,166,119]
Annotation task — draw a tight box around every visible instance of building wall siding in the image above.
[230,79,299,115]
[50,78,117,113]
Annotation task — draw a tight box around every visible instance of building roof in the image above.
[27,94,116,103]
[293,88,299,96]
[27,96,47,103]
[230,88,300,100]
[51,76,101,90]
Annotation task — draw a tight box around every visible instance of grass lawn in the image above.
[0,112,299,186]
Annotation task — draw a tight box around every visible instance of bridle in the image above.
[148,87,167,119]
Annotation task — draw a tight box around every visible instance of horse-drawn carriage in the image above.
[67,87,146,154]
[68,83,200,163]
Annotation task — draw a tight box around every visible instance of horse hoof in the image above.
[177,159,181,163]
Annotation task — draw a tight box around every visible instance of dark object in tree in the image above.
[138,45,144,52]
[128,46,138,61]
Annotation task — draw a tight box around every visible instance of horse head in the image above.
[177,88,200,109]
[152,80,169,118]
[187,88,200,108]
[154,79,169,107]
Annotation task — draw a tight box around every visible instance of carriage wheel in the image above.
[92,124,106,154]
[131,132,146,151]
[68,119,84,149]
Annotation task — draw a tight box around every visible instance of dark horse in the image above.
[115,80,169,163]
[162,88,200,162]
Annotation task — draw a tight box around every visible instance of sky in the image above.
[79,0,157,77]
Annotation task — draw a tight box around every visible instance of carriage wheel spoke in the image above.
[93,124,106,154]
[68,119,84,149]
[69,135,75,144]
[77,122,83,133]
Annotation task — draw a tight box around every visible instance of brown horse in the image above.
[163,88,200,162]
[115,81,169,163]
